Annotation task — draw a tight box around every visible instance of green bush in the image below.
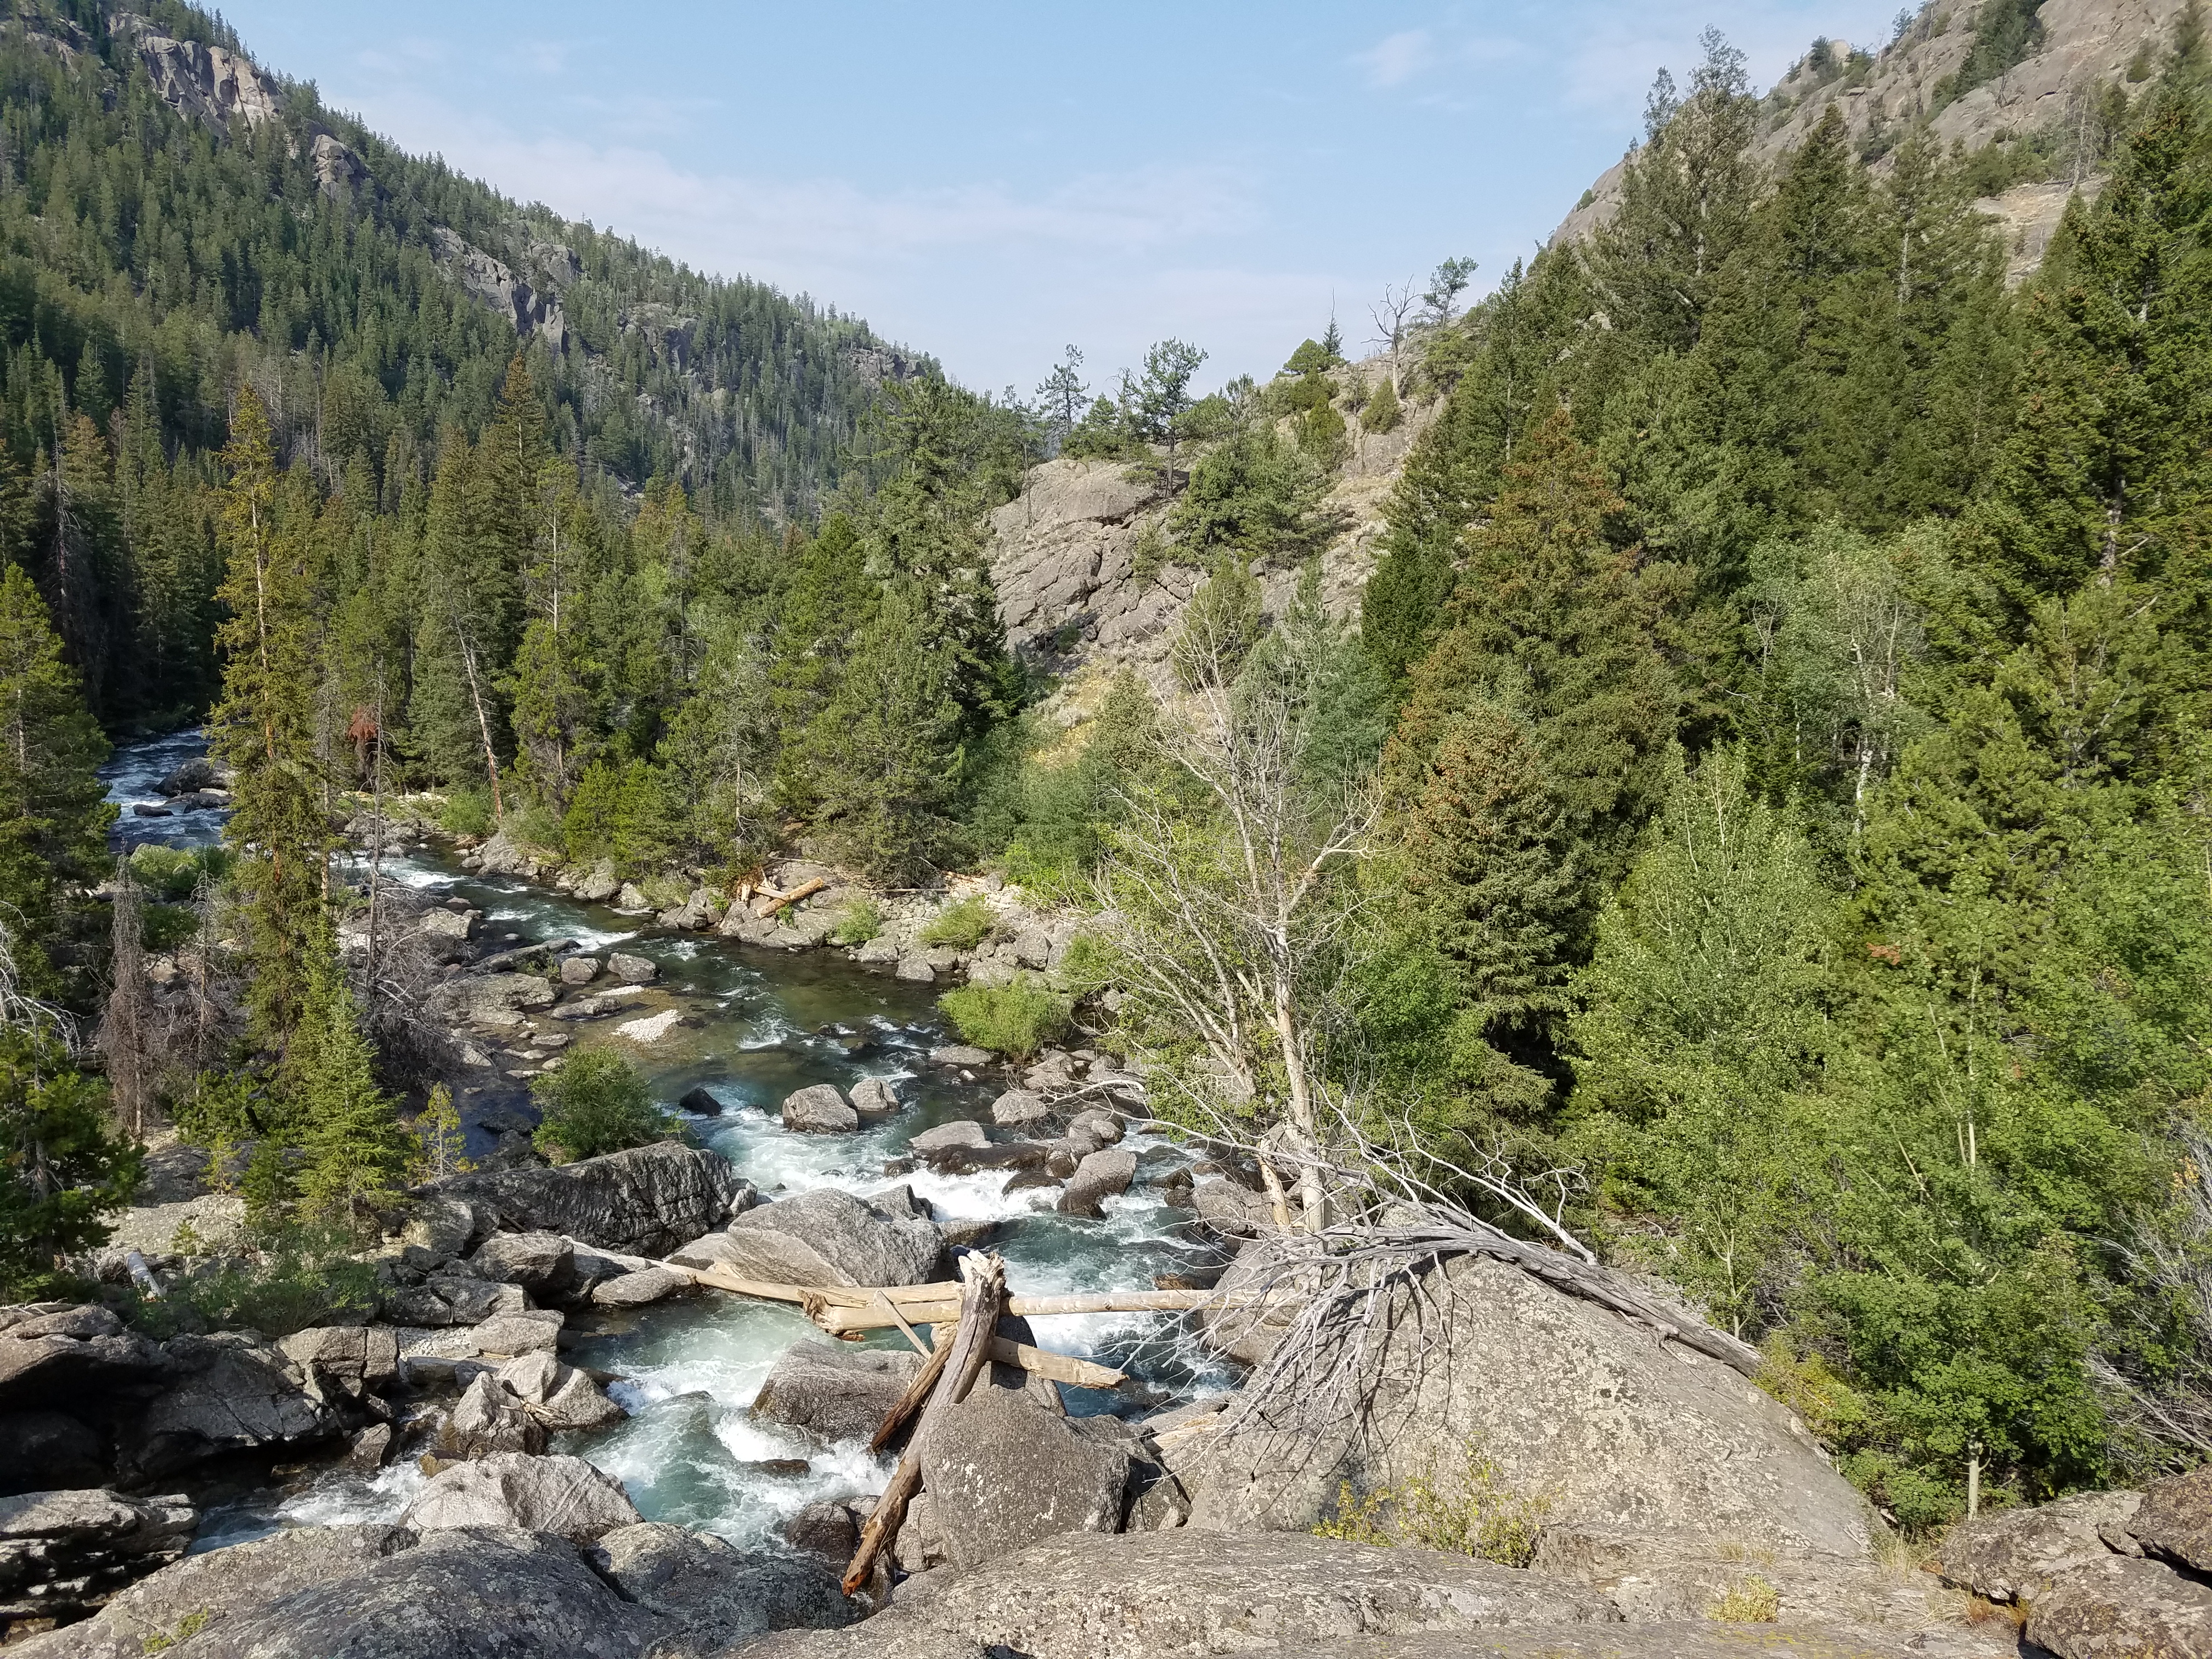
[532,1047,675,1163]
[829,896,885,946]
[1361,375,1402,434]
[140,902,200,953]
[1300,399,1349,468]
[127,843,229,901]
[939,976,1073,1059]
[137,1223,378,1338]
[510,800,566,857]
[437,787,495,837]
[918,895,997,950]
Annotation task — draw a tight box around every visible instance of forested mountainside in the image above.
[0,0,918,726]
[4,0,2212,1553]
[1555,0,2195,272]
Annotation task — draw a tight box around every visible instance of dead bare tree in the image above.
[2091,1121,2212,1463]
[99,860,154,1137]
[1368,277,1418,392]
[1092,594,1379,1233]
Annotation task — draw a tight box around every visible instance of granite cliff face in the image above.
[990,360,1435,718]
[1551,0,2190,283]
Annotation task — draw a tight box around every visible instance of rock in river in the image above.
[399,1451,641,1540]
[672,1187,941,1287]
[426,1143,756,1257]
[781,1084,858,1134]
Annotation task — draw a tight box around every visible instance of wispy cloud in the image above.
[1356,29,1435,88]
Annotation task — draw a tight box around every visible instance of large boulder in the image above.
[729,1528,1621,1659]
[399,1452,641,1541]
[13,1524,665,1659]
[1057,1148,1136,1217]
[279,1325,401,1401]
[752,1339,922,1444]
[382,1276,526,1326]
[0,1304,164,1412]
[0,1489,195,1624]
[471,1232,576,1296]
[1936,1487,2143,1602]
[124,1332,337,1479]
[2130,1463,2212,1572]
[782,1085,859,1134]
[918,1383,1135,1567]
[431,1372,546,1460]
[585,1522,853,1657]
[497,1352,625,1432]
[675,1188,942,1287]
[2026,1552,2212,1659]
[426,1143,755,1257]
[1180,1252,1878,1559]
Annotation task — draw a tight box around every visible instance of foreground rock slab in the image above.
[585,1522,853,1657]
[0,1489,195,1623]
[731,1530,1621,1659]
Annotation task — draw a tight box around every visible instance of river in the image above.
[98,733,1231,1558]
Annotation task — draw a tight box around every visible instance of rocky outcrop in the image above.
[496,1352,625,1433]
[752,1338,922,1443]
[675,1187,941,1287]
[431,1372,546,1459]
[1180,1252,1876,1559]
[399,1453,641,1540]
[0,1304,163,1412]
[128,29,283,134]
[2025,1552,2212,1657]
[1549,0,2188,286]
[430,227,569,351]
[21,1524,661,1659]
[0,1489,195,1626]
[124,1331,338,1479]
[425,1144,754,1257]
[1935,1488,2142,1603]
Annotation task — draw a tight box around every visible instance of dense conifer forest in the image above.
[3,0,2212,1539]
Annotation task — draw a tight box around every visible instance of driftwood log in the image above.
[673,1264,1130,1388]
[843,1252,1004,1593]
[752,876,830,918]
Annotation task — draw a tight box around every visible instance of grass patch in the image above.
[1312,1439,1550,1568]
[917,894,997,950]
[829,896,885,946]
[939,976,1073,1060]
[1711,1576,1781,1623]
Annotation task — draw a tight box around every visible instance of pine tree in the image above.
[1393,410,1679,894]
[211,390,329,1047]
[1982,90,2212,613]
[809,588,963,881]
[0,1026,141,1297]
[286,949,415,1233]
[0,564,112,989]
[1359,374,1400,435]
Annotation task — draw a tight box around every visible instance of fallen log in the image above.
[844,1252,1003,1594]
[752,876,830,918]
[812,1287,1282,1334]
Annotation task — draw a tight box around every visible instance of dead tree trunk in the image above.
[843,1252,1004,1594]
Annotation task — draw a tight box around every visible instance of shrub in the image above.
[127,843,230,901]
[829,897,885,946]
[1299,399,1349,468]
[137,1223,380,1338]
[510,801,566,857]
[437,787,495,837]
[917,895,997,950]
[1312,1440,1550,1568]
[1361,375,1402,434]
[141,902,200,953]
[939,976,1074,1059]
[532,1047,674,1163]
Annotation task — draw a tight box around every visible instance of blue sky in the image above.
[219,2,1908,397]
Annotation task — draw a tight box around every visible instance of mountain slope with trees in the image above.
[0,0,2209,1556]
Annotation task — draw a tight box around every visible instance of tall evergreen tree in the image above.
[211,390,328,1047]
